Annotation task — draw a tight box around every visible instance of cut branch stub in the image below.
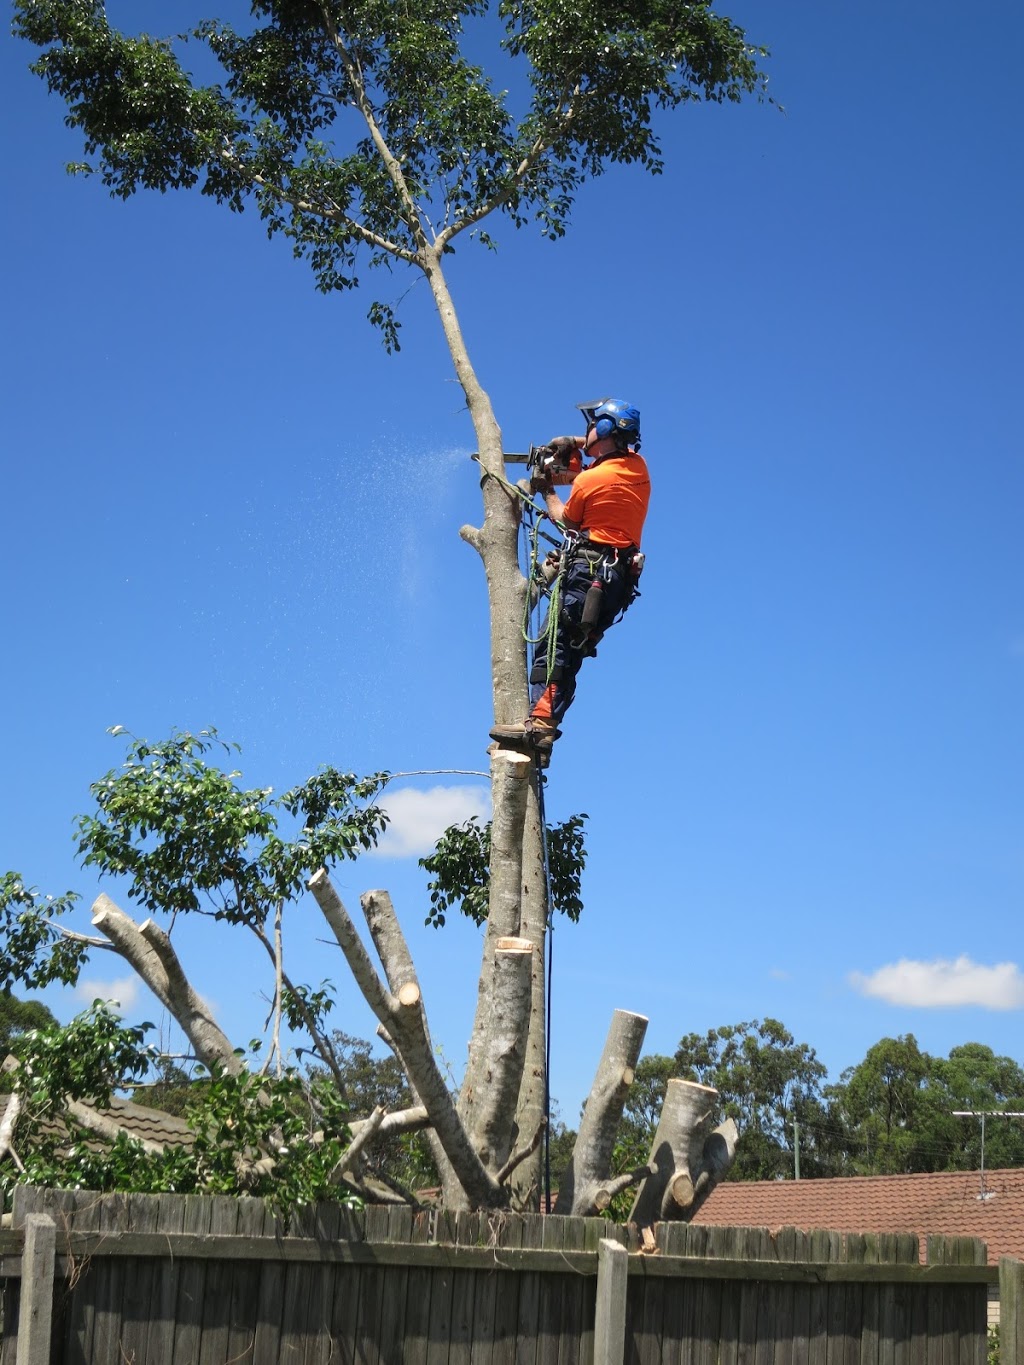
[91,895,241,1075]
[555,1008,648,1216]
[628,1079,738,1230]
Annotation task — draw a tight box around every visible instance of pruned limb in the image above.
[92,896,241,1075]
[360,891,422,1012]
[496,1117,546,1186]
[675,1119,739,1220]
[510,781,549,1208]
[347,1104,430,1144]
[483,750,533,942]
[591,1164,657,1211]
[336,1104,385,1175]
[556,1009,649,1216]
[628,1079,738,1229]
[308,869,504,1209]
[0,1092,26,1173]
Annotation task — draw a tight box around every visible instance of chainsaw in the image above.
[504,443,584,487]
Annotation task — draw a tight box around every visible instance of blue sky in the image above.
[2,0,1022,1127]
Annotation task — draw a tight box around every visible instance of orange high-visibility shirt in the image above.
[563,451,650,548]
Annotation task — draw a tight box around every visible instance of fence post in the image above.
[594,1237,628,1365]
[17,1212,56,1365]
[1000,1257,1023,1365]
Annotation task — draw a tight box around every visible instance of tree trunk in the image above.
[508,787,549,1208]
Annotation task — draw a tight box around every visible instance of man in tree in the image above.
[491,398,651,754]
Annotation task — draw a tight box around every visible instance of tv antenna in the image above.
[951,1110,1024,1200]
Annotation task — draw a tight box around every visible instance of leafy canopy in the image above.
[76,725,389,925]
[419,811,587,927]
[14,0,771,344]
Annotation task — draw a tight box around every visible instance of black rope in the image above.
[535,767,554,1212]
[520,497,557,1213]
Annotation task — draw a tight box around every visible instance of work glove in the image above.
[547,436,578,458]
[530,471,554,495]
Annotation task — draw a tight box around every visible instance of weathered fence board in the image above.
[0,1190,1006,1365]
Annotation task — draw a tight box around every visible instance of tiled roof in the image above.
[694,1168,1024,1264]
[102,1095,195,1148]
[0,1091,194,1152]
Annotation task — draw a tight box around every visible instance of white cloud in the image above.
[369,784,490,859]
[849,956,1024,1011]
[74,975,142,1013]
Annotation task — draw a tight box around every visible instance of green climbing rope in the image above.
[477,460,566,689]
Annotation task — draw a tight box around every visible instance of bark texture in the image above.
[91,895,241,1075]
[628,1078,739,1229]
[555,1009,649,1216]
[309,869,504,1208]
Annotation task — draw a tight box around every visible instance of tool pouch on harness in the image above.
[565,541,644,652]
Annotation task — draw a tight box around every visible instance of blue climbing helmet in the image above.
[577,397,641,450]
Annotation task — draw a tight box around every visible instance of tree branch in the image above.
[628,1080,738,1229]
[308,869,505,1208]
[556,1008,648,1215]
[496,1116,546,1185]
[315,1,430,252]
[0,1093,26,1174]
[437,86,587,249]
[92,896,241,1075]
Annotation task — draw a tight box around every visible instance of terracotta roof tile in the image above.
[1,1092,194,1153]
[694,1168,1024,1264]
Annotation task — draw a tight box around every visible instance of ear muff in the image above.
[593,416,617,439]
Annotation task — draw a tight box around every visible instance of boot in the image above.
[488,718,561,751]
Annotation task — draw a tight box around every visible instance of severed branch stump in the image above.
[629,1078,739,1229]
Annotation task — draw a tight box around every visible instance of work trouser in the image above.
[529,548,632,727]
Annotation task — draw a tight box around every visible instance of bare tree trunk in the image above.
[509,785,549,1209]
[458,751,532,1168]
[628,1079,739,1229]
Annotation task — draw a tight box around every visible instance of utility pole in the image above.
[951,1110,1024,1199]
[791,1118,801,1181]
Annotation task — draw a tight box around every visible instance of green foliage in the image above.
[674,1019,833,1181]
[76,726,389,927]
[0,991,57,1061]
[13,1001,156,1117]
[988,1324,1000,1365]
[3,1005,356,1217]
[13,0,771,341]
[0,873,87,993]
[833,1035,1024,1175]
[419,812,587,927]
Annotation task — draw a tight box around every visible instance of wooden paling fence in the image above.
[0,1186,1017,1364]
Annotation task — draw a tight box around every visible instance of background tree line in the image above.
[615,1020,1024,1183]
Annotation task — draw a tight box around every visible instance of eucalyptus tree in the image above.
[12,0,771,1215]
